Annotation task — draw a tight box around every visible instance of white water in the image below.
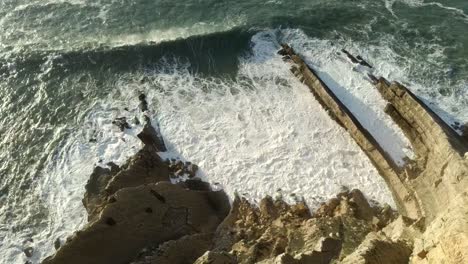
[143,30,397,207]
[7,28,465,263]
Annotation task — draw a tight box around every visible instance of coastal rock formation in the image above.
[43,95,230,264]
[43,95,399,264]
[44,48,468,264]
[82,143,170,221]
[209,189,396,263]
[44,182,229,264]
[279,44,468,264]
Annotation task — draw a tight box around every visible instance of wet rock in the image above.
[174,160,184,170]
[461,123,468,140]
[54,238,61,250]
[138,93,149,112]
[174,169,184,177]
[106,162,120,174]
[82,166,114,220]
[137,122,167,152]
[356,55,372,68]
[23,247,33,258]
[139,77,149,84]
[179,179,212,192]
[139,101,149,112]
[341,49,359,64]
[133,116,140,125]
[367,73,379,84]
[112,117,131,132]
[187,163,199,178]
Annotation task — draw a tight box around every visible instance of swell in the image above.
[1,28,253,81]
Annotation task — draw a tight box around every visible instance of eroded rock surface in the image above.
[279,44,468,264]
[44,181,229,264]
[211,189,396,264]
[43,52,468,264]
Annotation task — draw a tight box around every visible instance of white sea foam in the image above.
[389,0,468,23]
[9,27,466,264]
[280,29,414,164]
[1,97,146,263]
[129,30,396,209]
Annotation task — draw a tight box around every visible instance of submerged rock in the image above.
[112,117,131,132]
[23,247,33,258]
[54,238,61,250]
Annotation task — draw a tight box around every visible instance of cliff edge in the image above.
[41,45,468,264]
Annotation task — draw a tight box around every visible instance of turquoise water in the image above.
[1,0,467,263]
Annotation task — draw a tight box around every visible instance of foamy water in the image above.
[3,27,467,263]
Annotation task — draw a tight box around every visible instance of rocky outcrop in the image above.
[44,49,468,264]
[82,145,170,221]
[43,96,230,264]
[210,189,396,263]
[44,182,229,264]
[279,44,468,264]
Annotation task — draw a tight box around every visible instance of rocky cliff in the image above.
[279,44,468,263]
[42,45,468,264]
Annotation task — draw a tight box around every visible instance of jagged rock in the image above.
[82,166,115,220]
[82,146,170,221]
[104,145,169,196]
[281,44,468,263]
[186,163,199,178]
[137,122,167,152]
[349,189,374,221]
[340,232,412,264]
[112,117,131,131]
[107,162,120,174]
[42,182,230,264]
[193,251,237,264]
[211,190,392,264]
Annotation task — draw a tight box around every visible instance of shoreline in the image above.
[40,45,468,264]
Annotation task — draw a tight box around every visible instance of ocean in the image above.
[1,0,467,263]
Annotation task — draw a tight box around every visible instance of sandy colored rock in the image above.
[279,44,468,264]
[82,145,170,221]
[212,190,395,264]
[194,251,237,264]
[43,182,230,264]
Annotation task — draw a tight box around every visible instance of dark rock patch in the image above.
[150,189,166,203]
[105,217,116,226]
[23,247,33,258]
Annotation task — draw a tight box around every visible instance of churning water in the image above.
[1,0,467,263]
